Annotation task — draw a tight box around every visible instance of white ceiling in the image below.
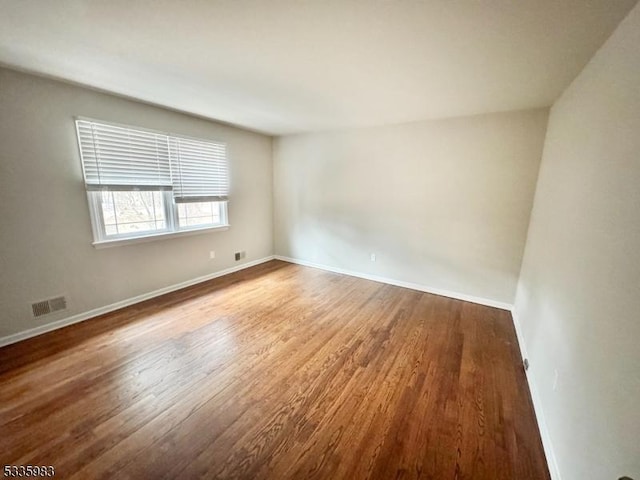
[0,0,636,135]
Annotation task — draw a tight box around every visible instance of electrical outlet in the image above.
[370,253,376,262]
[209,250,216,260]
[553,369,559,391]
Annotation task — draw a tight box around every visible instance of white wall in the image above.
[274,110,548,305]
[0,68,273,340]
[514,3,640,479]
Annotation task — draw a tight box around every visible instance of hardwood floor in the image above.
[0,260,550,479]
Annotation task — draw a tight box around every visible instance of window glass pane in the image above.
[100,190,166,237]
[101,192,116,225]
[178,201,221,228]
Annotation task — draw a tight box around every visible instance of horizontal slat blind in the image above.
[76,120,172,189]
[169,137,228,203]
[76,119,229,202]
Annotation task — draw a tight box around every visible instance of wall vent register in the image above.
[31,296,67,318]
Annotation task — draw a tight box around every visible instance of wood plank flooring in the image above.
[0,260,550,479]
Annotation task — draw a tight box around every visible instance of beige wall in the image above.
[0,68,273,340]
[514,3,640,479]
[274,109,548,305]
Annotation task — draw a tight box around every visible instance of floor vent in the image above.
[32,296,67,318]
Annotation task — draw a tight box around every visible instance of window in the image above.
[75,119,229,245]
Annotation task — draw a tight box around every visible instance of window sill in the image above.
[92,225,230,249]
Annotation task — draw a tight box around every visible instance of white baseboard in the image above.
[274,255,512,311]
[0,256,275,348]
[511,308,562,480]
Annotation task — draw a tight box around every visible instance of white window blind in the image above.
[75,119,229,201]
[76,120,172,190]
[169,136,229,203]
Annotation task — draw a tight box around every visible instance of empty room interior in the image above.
[1,1,639,479]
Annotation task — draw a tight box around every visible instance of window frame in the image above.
[76,117,230,247]
[174,199,228,232]
[87,189,229,246]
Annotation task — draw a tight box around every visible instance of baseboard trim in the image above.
[511,308,562,480]
[0,255,275,348]
[274,255,512,311]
